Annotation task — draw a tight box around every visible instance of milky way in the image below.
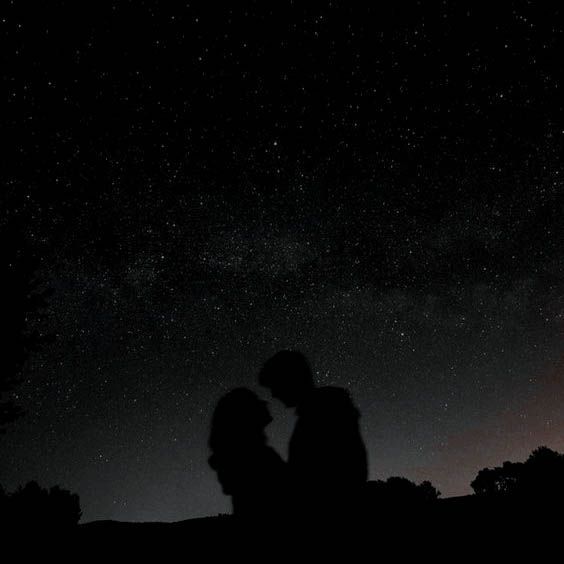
[1,3,564,522]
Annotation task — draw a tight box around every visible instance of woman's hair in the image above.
[209,387,272,452]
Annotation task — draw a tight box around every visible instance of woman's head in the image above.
[209,387,272,451]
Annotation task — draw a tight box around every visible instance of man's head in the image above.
[259,350,314,407]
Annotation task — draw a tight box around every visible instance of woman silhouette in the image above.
[208,388,287,518]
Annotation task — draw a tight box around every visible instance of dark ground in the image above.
[67,495,559,559]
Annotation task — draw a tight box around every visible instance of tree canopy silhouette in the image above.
[0,481,81,530]
[365,476,441,508]
[471,446,564,500]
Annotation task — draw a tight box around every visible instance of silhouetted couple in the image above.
[209,350,367,523]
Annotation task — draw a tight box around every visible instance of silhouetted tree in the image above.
[471,467,501,497]
[418,480,442,503]
[527,445,561,467]
[47,485,82,527]
[365,476,441,509]
[10,481,50,526]
[523,446,564,498]
[471,461,525,497]
[471,446,564,500]
[1,481,81,529]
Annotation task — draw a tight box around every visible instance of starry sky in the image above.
[2,2,564,523]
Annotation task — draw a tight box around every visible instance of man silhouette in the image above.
[259,350,367,518]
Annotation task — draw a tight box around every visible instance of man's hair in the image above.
[258,349,314,388]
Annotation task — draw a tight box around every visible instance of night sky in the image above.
[2,2,564,523]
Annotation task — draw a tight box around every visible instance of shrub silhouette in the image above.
[471,446,564,500]
[417,480,442,503]
[471,461,524,497]
[364,476,441,514]
[0,481,81,529]
[47,485,83,527]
